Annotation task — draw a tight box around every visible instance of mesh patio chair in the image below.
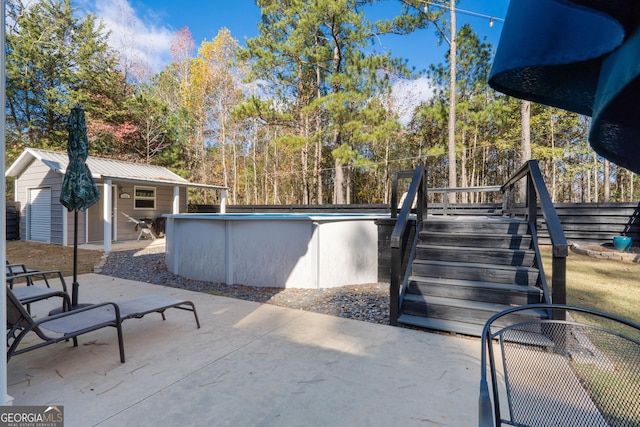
[6,270,71,313]
[6,287,125,363]
[106,295,200,328]
[6,261,39,285]
[479,304,640,427]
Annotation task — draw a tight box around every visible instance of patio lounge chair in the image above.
[7,266,199,323]
[110,295,200,328]
[6,270,71,313]
[6,287,125,363]
[479,304,640,427]
[6,261,39,286]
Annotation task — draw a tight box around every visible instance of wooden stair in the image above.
[397,216,547,336]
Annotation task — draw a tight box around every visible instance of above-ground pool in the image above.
[164,213,387,289]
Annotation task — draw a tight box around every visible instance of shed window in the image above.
[134,186,156,209]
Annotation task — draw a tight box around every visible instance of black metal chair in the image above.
[6,287,125,363]
[108,295,200,328]
[6,261,39,285]
[6,269,71,313]
[479,304,640,427]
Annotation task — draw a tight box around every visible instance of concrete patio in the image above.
[7,273,481,426]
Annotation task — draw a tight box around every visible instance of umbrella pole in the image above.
[72,209,79,307]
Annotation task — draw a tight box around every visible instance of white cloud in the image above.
[80,0,174,78]
[391,76,435,125]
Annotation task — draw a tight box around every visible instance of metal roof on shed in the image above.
[6,148,225,189]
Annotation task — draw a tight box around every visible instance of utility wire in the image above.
[423,1,505,24]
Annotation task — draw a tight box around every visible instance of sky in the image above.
[76,0,509,118]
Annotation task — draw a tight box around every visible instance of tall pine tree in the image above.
[244,0,408,204]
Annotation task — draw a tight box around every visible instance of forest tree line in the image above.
[5,0,638,205]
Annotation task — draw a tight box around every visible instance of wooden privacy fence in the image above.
[423,201,640,246]
[536,202,640,246]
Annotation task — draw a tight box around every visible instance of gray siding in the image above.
[61,208,88,246]
[115,184,186,241]
[12,155,204,245]
[15,159,65,244]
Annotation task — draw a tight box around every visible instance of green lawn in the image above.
[540,245,640,324]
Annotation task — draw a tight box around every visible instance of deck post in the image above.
[172,186,180,214]
[220,189,227,214]
[552,251,567,306]
[103,179,112,253]
[527,173,537,231]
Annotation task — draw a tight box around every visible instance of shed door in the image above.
[28,187,51,242]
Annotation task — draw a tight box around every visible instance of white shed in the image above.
[6,148,226,252]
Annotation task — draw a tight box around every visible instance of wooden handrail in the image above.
[390,166,426,325]
[391,167,425,248]
[428,185,502,194]
[428,186,502,215]
[390,169,419,220]
[388,160,567,326]
[501,160,568,305]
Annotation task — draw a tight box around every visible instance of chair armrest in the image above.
[6,263,29,275]
[6,270,68,292]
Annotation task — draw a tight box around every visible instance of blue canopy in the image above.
[489,0,640,173]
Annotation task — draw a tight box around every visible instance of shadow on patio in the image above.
[7,273,481,426]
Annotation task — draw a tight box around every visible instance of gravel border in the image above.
[98,247,390,325]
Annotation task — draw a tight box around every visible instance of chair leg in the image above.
[186,302,201,329]
[116,324,125,363]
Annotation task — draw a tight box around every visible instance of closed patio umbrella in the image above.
[489,0,640,174]
[59,104,100,308]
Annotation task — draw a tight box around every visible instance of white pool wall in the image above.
[164,213,387,289]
